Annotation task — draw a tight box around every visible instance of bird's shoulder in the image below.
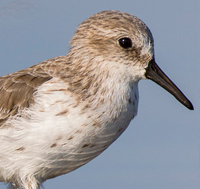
[0,60,56,127]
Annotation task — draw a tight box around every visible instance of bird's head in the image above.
[69,10,193,110]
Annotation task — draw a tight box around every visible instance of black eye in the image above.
[118,37,132,49]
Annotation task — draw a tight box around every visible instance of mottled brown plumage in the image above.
[0,67,52,126]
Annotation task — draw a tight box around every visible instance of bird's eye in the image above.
[118,37,132,49]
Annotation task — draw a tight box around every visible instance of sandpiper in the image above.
[0,10,193,189]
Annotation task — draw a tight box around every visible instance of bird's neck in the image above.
[53,55,140,120]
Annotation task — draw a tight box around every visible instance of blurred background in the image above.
[0,0,199,188]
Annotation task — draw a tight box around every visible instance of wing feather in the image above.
[0,70,52,126]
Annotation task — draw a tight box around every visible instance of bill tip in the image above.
[185,101,194,110]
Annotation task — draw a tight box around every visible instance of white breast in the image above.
[0,77,139,181]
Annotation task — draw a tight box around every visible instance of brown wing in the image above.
[0,68,52,126]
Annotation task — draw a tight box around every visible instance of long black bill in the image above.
[145,59,194,110]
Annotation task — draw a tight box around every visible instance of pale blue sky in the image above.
[0,0,199,188]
